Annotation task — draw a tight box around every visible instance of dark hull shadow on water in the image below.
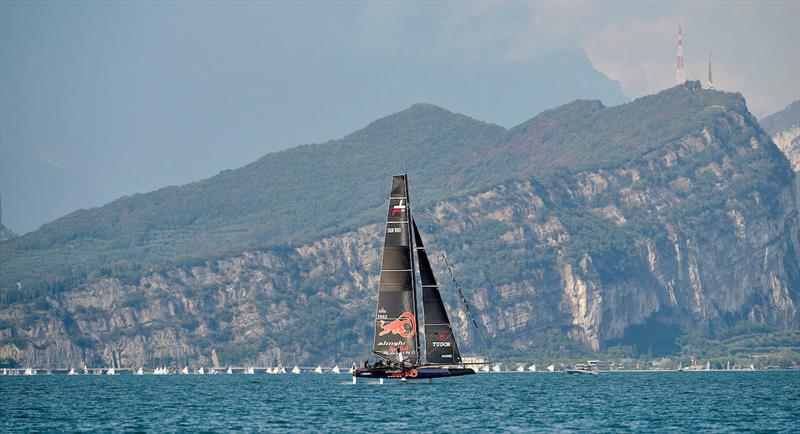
[2,372,799,432]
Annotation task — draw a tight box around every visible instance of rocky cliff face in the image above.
[2,99,797,368]
[761,100,800,172]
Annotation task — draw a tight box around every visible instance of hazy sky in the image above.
[1,1,798,233]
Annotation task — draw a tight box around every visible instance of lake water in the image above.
[2,371,798,432]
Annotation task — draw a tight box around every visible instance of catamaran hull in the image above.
[354,366,475,379]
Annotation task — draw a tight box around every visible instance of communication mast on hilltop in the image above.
[705,52,715,90]
[675,25,686,86]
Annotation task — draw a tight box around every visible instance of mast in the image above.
[371,174,420,365]
[406,176,421,361]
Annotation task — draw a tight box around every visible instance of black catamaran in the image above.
[354,174,475,380]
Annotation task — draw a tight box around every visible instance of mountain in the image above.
[760,100,800,172]
[0,86,725,297]
[1,83,798,368]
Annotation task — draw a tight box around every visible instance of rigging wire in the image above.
[416,207,497,364]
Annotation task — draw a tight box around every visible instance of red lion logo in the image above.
[379,312,416,338]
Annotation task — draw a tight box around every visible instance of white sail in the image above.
[332,365,341,374]
[515,365,524,372]
[527,364,537,372]
[181,366,189,375]
[314,365,323,374]
[84,367,90,375]
[24,367,34,376]
[209,368,217,374]
[135,367,144,375]
[226,367,233,374]
[68,368,76,376]
[546,364,555,372]
[291,365,301,374]
[706,361,711,370]
[280,367,287,374]
[197,367,205,375]
[480,365,490,372]
[492,364,502,372]
[244,366,255,375]
[106,367,115,375]
[349,365,355,374]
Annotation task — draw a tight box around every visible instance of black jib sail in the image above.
[372,174,420,364]
[412,219,462,365]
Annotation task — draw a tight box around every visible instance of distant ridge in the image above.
[0,84,767,295]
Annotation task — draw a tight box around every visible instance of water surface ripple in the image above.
[2,371,798,432]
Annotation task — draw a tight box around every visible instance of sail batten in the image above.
[372,175,419,364]
[412,219,462,365]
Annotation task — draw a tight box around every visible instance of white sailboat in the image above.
[83,367,90,375]
[209,368,217,374]
[280,366,287,374]
[314,365,323,374]
[68,368,77,376]
[480,365,490,373]
[245,366,255,375]
[181,366,189,375]
[226,367,233,374]
[106,367,116,375]
[546,364,555,372]
[197,367,205,375]
[332,365,341,374]
[135,367,144,375]
[515,365,524,372]
[349,365,356,374]
[527,364,537,372]
[24,367,35,376]
[491,364,502,372]
[291,365,301,374]
[706,361,711,370]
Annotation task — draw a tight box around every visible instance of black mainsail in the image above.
[372,174,420,365]
[413,219,462,365]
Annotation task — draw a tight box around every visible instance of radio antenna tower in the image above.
[675,25,686,86]
[706,52,714,90]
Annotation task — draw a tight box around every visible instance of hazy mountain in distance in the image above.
[0,142,112,234]
[761,100,800,172]
[1,48,625,235]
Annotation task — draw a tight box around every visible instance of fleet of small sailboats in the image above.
[2,360,767,376]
